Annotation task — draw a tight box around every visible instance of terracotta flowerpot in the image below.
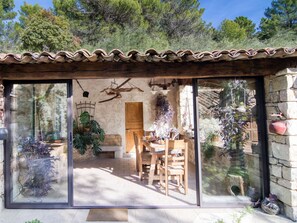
[269,120,287,135]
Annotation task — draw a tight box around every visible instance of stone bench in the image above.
[73,134,123,160]
[100,134,123,158]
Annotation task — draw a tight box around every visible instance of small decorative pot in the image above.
[261,198,280,215]
[269,120,287,135]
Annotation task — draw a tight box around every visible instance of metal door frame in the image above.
[4,80,73,208]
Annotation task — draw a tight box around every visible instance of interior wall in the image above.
[73,78,178,151]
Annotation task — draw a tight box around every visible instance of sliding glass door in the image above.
[197,78,264,206]
[5,81,72,207]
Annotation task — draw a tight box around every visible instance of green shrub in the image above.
[25,219,42,223]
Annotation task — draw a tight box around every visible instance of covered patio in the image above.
[1,48,297,221]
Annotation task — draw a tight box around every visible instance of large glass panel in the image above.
[72,78,197,206]
[198,78,261,206]
[9,83,69,203]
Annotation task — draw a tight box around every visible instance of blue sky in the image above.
[200,0,272,28]
[14,0,52,12]
[14,0,272,28]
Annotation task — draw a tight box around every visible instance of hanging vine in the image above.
[212,80,253,179]
[154,93,174,139]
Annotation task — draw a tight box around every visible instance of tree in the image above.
[13,3,44,50]
[52,0,210,48]
[54,0,144,45]
[53,0,84,41]
[0,0,17,52]
[258,16,280,39]
[18,3,43,28]
[161,0,207,39]
[20,8,79,52]
[0,0,15,20]
[234,16,256,38]
[216,19,247,41]
[53,0,80,20]
[138,0,166,31]
[258,0,297,39]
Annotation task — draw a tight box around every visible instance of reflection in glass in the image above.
[198,79,261,205]
[10,83,68,203]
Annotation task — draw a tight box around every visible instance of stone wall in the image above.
[73,78,178,154]
[264,68,297,221]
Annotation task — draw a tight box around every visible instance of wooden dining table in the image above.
[142,140,166,185]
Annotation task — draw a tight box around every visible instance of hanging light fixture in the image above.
[149,79,158,95]
[76,79,89,97]
[149,79,175,95]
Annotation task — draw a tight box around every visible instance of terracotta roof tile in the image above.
[0,47,297,64]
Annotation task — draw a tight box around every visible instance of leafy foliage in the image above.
[0,0,17,52]
[216,19,247,41]
[73,111,105,155]
[138,0,165,31]
[201,133,216,160]
[161,0,207,39]
[18,137,55,197]
[258,0,297,39]
[52,0,209,48]
[3,0,297,52]
[20,9,79,52]
[234,16,256,37]
[84,26,169,52]
[18,3,43,28]
[211,80,252,184]
[25,220,42,223]
[213,80,252,154]
[0,0,16,20]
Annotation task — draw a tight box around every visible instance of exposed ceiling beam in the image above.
[1,57,297,80]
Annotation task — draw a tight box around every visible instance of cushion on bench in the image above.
[101,134,122,146]
[100,134,123,158]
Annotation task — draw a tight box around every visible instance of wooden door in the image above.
[125,102,144,153]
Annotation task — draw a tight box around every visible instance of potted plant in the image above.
[269,113,287,135]
[73,111,105,155]
[201,132,217,160]
[17,137,56,197]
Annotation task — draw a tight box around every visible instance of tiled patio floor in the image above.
[0,207,293,223]
[2,157,292,222]
[73,157,197,206]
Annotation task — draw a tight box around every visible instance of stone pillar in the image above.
[265,68,297,221]
[0,81,4,210]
